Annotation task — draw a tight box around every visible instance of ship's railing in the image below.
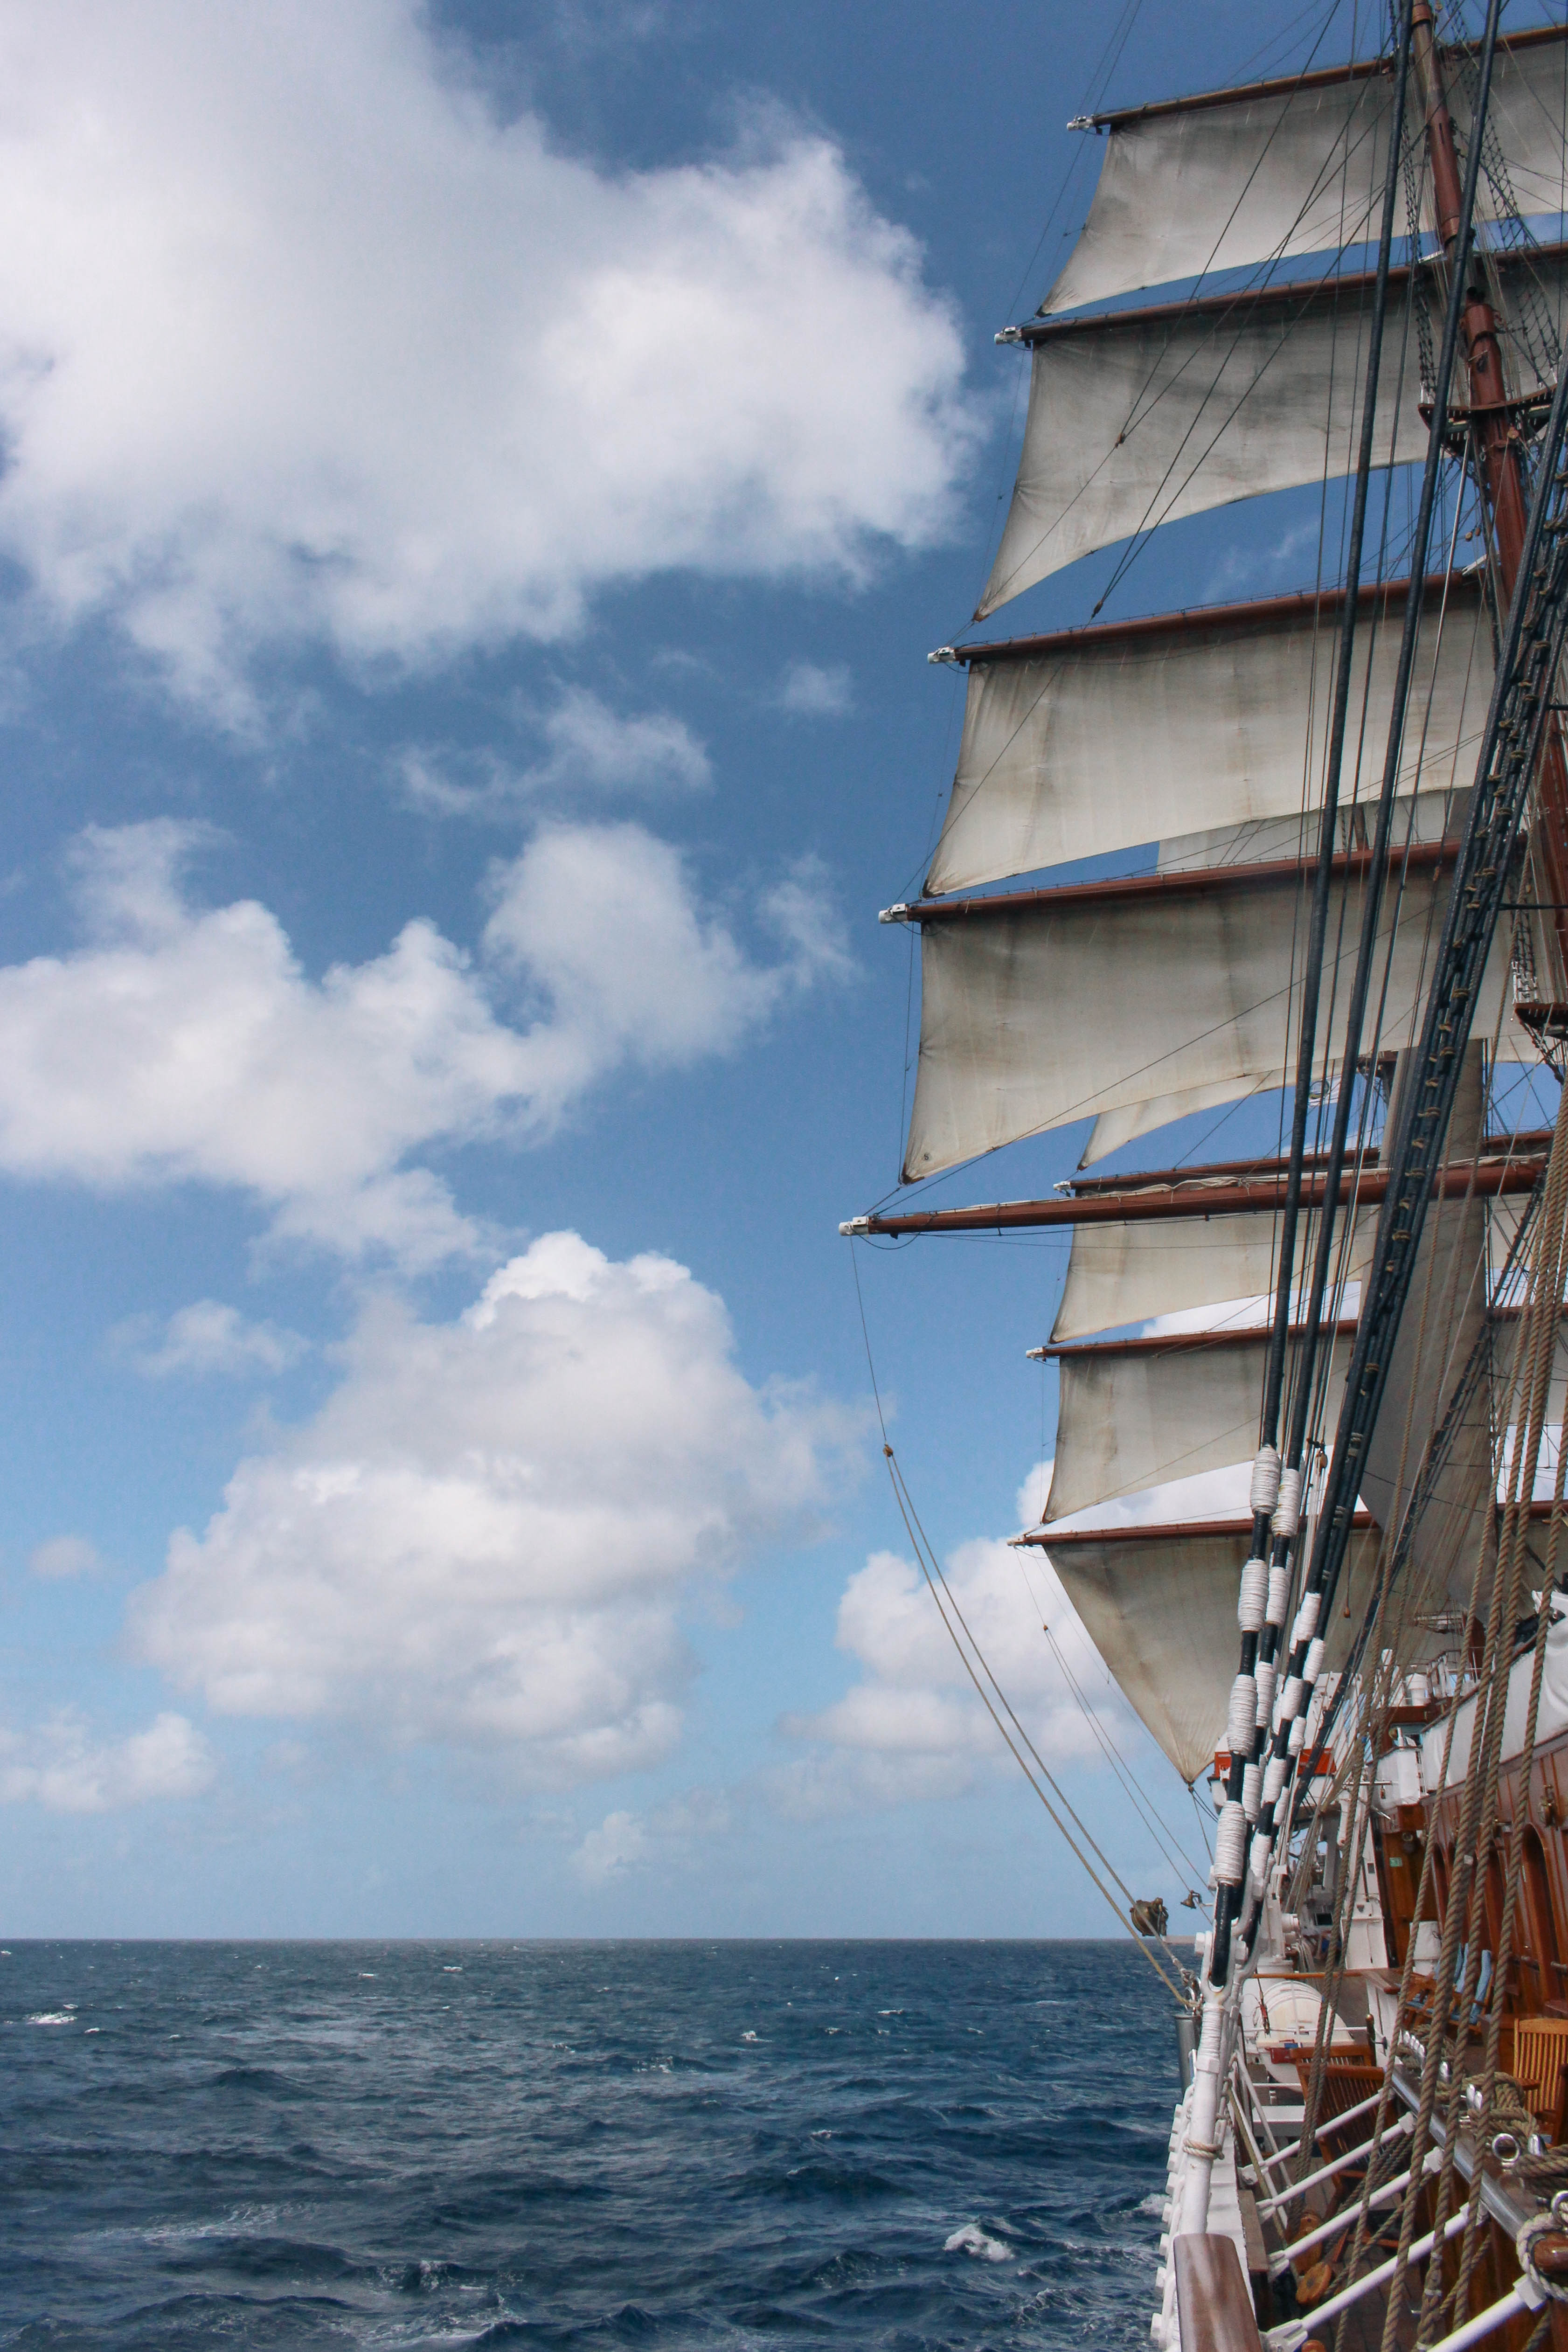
[1204,2047,1568,2352]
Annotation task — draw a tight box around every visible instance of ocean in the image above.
[1,1939,1180,2351]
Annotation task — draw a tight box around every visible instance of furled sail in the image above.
[1036,1519,1376,1783]
[1050,1203,1377,1343]
[978,245,1568,620]
[929,576,1490,895]
[1360,1046,1493,1620]
[901,846,1535,1182]
[1041,29,1568,319]
[1043,1323,1354,1524]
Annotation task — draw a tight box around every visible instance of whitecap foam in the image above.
[741,2030,758,2042]
[945,2223,1012,2263]
[27,2012,74,2026]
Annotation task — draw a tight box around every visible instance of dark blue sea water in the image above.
[0,1940,1180,2352]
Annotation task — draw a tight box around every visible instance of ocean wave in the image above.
[0,1939,1173,2350]
[207,2064,312,2096]
[945,2221,1013,2263]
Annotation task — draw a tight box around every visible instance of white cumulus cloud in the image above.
[571,1787,734,1885]
[0,819,847,1265]
[521,690,712,799]
[573,1809,650,1885]
[402,689,712,817]
[0,0,978,712]
[119,1300,308,1379]
[0,1710,215,1811]
[777,661,854,717]
[28,1535,104,1581]
[128,1233,860,1781]
[775,1470,1148,1815]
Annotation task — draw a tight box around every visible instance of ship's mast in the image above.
[1414,0,1568,979]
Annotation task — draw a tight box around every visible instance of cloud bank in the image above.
[0,0,977,709]
[0,1710,214,1811]
[0,821,846,1264]
[121,1301,309,1379]
[402,690,713,819]
[129,1233,860,1782]
[777,1472,1146,1813]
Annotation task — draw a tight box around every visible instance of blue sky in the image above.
[0,0,1545,1938]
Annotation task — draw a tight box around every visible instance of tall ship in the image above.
[842,8,1568,2349]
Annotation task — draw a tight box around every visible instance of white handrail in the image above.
[1266,2151,1438,2278]
[1266,2208,1467,2347]
[1253,2083,1386,2171]
[1255,2114,1413,2216]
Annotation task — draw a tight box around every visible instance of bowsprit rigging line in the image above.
[885,1441,1193,2002]
[846,1243,1192,1998]
[1037,1615,1207,1883]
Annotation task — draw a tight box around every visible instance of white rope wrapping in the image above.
[1237,1557,1269,1633]
[1264,1755,1289,1805]
[1288,1717,1307,1754]
[1249,1830,1272,1890]
[1214,1800,1247,1885]
[1249,1445,1282,1517]
[1254,1660,1277,1727]
[1242,1762,1263,1821]
[1304,1636,1325,1683]
[1266,1563,1292,1625]
[1271,1465,1303,1535]
[1280,1674,1305,1721]
[1292,1591,1320,1645]
[1227,1675,1258,1754]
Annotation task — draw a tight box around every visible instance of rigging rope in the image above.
[847,1244,1191,2003]
[1381,1089,1568,2352]
[1037,1615,1207,1883]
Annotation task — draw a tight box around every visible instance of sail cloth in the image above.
[977,246,1568,621]
[902,851,1532,1181]
[1041,1520,1375,1782]
[928,578,1490,895]
[1489,1191,1529,1291]
[1050,1203,1377,1343]
[1360,1046,1494,1620]
[1155,793,1463,876]
[1044,1325,1353,1523]
[1040,29,1568,319]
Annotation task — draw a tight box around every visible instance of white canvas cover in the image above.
[1042,32,1568,318]
[1043,1519,1376,1783]
[978,249,1567,619]
[1043,68,1394,318]
[902,856,1532,1181]
[1041,1527,1246,1782]
[1050,1203,1377,1343]
[1045,1326,1352,1523]
[928,582,1490,895]
[1155,790,1466,878]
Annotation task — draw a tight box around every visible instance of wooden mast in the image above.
[1413,0,1568,983]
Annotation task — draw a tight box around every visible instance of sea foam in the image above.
[944,2223,1012,2263]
